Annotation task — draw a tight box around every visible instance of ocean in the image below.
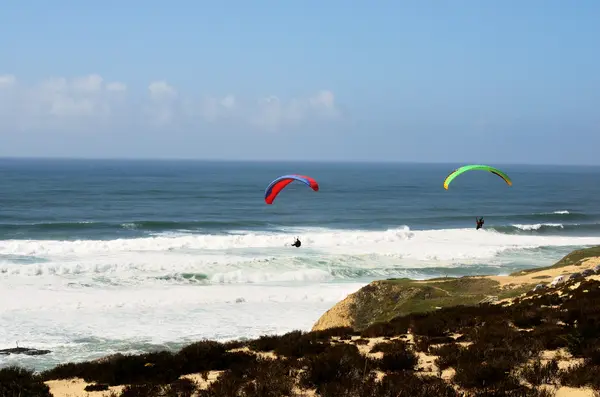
[2,158,600,371]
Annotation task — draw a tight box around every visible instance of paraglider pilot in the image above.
[292,237,301,248]
[476,217,484,230]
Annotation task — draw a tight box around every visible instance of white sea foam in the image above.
[512,223,565,231]
[2,226,600,284]
[0,282,364,370]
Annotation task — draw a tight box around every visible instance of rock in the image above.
[0,347,51,356]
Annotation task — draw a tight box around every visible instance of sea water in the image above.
[2,158,600,371]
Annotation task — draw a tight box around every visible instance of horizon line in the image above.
[1,155,599,168]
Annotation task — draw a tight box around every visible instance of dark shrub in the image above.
[199,358,296,397]
[414,335,455,352]
[559,362,600,389]
[240,359,297,397]
[164,378,198,397]
[512,309,545,329]
[274,334,328,358]
[452,345,518,389]
[248,334,281,352]
[370,339,409,354]
[409,313,449,337]
[530,323,569,350]
[108,351,181,385]
[469,377,551,397]
[177,341,257,375]
[377,372,457,397]
[584,347,600,365]
[248,330,327,358]
[119,384,162,397]
[219,351,259,377]
[431,343,462,371]
[520,359,560,386]
[119,379,197,397]
[43,351,183,385]
[0,366,53,397]
[316,372,378,397]
[467,321,542,363]
[85,383,109,391]
[41,361,95,381]
[369,339,418,372]
[299,344,375,393]
[222,339,247,350]
[197,371,242,397]
[377,348,419,372]
[177,340,227,374]
[45,351,182,386]
[360,321,400,338]
[309,326,356,340]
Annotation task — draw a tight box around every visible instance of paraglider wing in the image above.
[264,174,319,204]
[443,165,512,190]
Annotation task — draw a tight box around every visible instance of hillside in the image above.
[312,246,600,331]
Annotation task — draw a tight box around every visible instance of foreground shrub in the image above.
[512,308,546,329]
[177,340,228,374]
[520,359,560,386]
[559,362,600,389]
[198,358,296,397]
[42,351,182,385]
[432,343,463,371]
[372,340,419,372]
[529,323,569,350]
[0,366,52,397]
[85,383,109,391]
[408,313,450,337]
[414,335,455,352]
[370,339,409,354]
[452,345,519,389]
[377,372,457,397]
[119,379,198,397]
[248,330,328,358]
[299,344,376,393]
[119,384,163,397]
[309,326,357,340]
[360,321,402,338]
[315,372,378,397]
[469,378,555,397]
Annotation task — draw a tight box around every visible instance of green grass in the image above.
[348,277,535,329]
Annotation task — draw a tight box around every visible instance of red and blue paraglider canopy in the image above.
[264,174,319,204]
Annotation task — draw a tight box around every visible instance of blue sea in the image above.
[2,158,600,371]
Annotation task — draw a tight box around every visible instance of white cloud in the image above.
[106,82,127,92]
[148,81,177,100]
[146,81,179,124]
[0,73,341,133]
[191,94,237,122]
[251,90,339,131]
[72,74,103,93]
[0,74,17,88]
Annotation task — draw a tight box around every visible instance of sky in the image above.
[0,1,599,165]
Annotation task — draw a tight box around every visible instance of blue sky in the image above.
[0,1,599,164]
